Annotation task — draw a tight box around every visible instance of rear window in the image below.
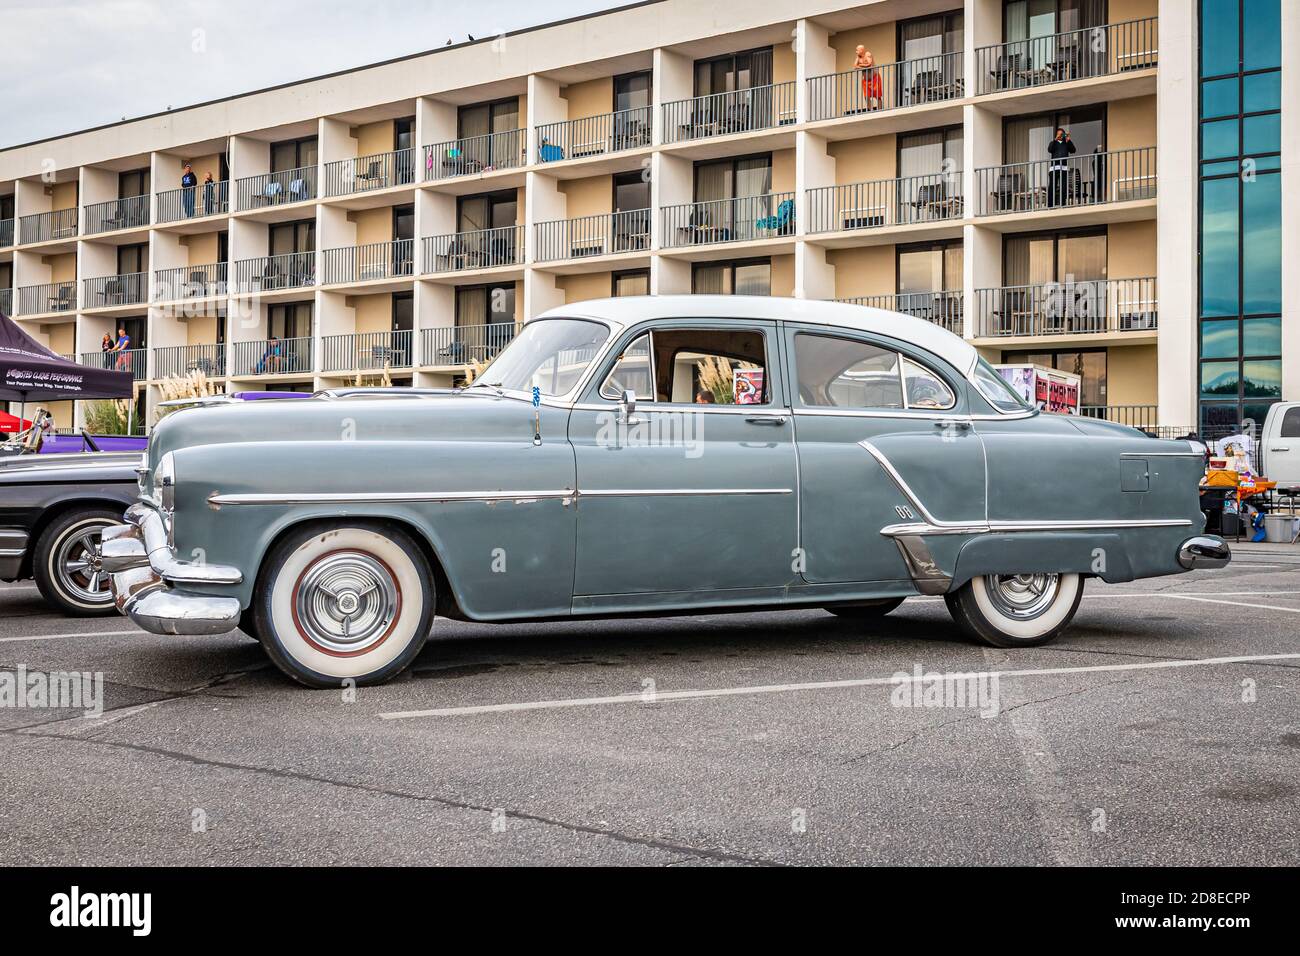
[1281,407,1300,439]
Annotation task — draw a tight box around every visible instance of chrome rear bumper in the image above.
[1178,535,1232,571]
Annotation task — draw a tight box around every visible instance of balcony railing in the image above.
[155,343,227,379]
[423,129,527,181]
[808,173,964,233]
[235,166,318,211]
[0,219,13,248]
[155,262,228,301]
[1081,404,1158,429]
[662,81,797,144]
[422,225,524,274]
[0,289,11,316]
[323,148,416,197]
[19,208,78,244]
[836,291,963,334]
[229,336,314,377]
[975,277,1157,337]
[234,252,316,292]
[536,107,653,162]
[807,52,965,122]
[975,17,1158,95]
[321,240,415,285]
[322,330,414,372]
[81,348,147,380]
[84,195,149,235]
[534,209,651,262]
[17,281,77,315]
[84,272,147,308]
[157,180,230,223]
[421,323,517,367]
[977,146,1155,214]
[662,192,795,248]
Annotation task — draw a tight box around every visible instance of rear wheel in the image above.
[945,573,1083,648]
[33,507,121,617]
[254,522,434,688]
[825,598,906,619]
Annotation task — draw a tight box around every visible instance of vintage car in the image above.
[104,296,1230,687]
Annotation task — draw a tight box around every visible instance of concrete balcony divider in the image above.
[662,82,797,144]
[323,148,416,197]
[807,52,964,122]
[836,291,963,333]
[662,192,795,248]
[977,146,1156,214]
[154,343,226,379]
[975,277,1158,337]
[534,209,651,262]
[808,173,963,233]
[81,348,146,380]
[18,280,77,315]
[422,226,524,274]
[322,330,414,372]
[83,195,149,235]
[321,239,414,285]
[423,129,526,181]
[975,17,1158,95]
[229,336,314,377]
[535,107,653,162]
[155,262,228,301]
[421,323,516,367]
[234,251,316,292]
[84,272,147,308]
[235,166,318,211]
[157,180,229,223]
[19,208,78,244]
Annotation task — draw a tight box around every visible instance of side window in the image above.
[1281,407,1300,439]
[600,327,770,405]
[794,333,954,411]
[600,333,653,400]
[902,358,956,409]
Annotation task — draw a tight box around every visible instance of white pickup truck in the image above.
[1258,403,1300,488]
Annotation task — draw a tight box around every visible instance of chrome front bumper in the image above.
[1178,535,1232,571]
[105,504,242,636]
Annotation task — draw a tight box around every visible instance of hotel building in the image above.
[0,0,1293,436]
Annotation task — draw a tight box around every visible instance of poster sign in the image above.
[734,369,764,405]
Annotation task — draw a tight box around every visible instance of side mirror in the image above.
[617,389,638,425]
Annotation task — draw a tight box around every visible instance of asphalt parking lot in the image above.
[0,546,1297,867]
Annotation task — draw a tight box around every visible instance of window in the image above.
[1003,229,1106,286]
[614,72,651,112]
[270,219,315,256]
[271,137,317,173]
[612,270,649,297]
[694,154,772,203]
[119,168,150,199]
[393,205,414,242]
[694,48,773,96]
[794,333,954,411]
[475,318,608,397]
[600,333,653,399]
[973,358,1031,412]
[456,283,516,328]
[1004,0,1104,41]
[392,293,413,333]
[458,191,516,233]
[898,240,963,296]
[117,243,146,275]
[601,328,770,405]
[268,302,312,339]
[459,99,519,138]
[692,259,771,296]
[1003,105,1106,164]
[1280,407,1300,440]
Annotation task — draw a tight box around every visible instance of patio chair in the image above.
[755,199,794,234]
[993,172,1024,212]
[990,52,1024,90]
[47,285,75,312]
[355,160,385,190]
[100,277,125,305]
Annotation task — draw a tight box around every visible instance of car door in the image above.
[569,318,800,599]
[783,323,987,585]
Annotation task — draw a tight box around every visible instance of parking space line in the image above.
[1154,595,1300,613]
[0,630,145,643]
[378,652,1300,721]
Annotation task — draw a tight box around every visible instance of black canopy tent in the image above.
[0,311,134,435]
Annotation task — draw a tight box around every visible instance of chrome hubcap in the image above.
[294,551,399,654]
[985,573,1060,621]
[56,524,112,604]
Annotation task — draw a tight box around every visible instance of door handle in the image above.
[1271,446,1291,452]
[934,419,972,430]
[746,416,788,426]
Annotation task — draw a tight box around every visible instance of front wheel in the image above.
[33,507,122,617]
[254,522,435,688]
[944,573,1083,648]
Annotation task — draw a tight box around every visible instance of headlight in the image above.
[157,452,176,514]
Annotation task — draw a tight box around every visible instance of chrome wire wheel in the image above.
[292,550,401,656]
[982,573,1061,621]
[54,522,113,606]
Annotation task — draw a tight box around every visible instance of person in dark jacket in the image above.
[1047,128,1076,207]
[181,164,198,217]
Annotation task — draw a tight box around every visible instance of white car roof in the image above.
[536,296,978,376]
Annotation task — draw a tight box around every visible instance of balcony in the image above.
[808,173,963,234]
[424,130,527,181]
[19,208,78,244]
[807,53,965,123]
[84,195,149,235]
[323,149,416,197]
[662,193,795,248]
[422,225,524,274]
[155,343,226,379]
[1081,404,1158,430]
[321,240,414,285]
[534,209,650,262]
[975,277,1157,338]
[536,108,653,163]
[662,82,797,144]
[229,336,314,377]
[80,348,147,381]
[322,330,414,373]
[17,281,76,316]
[157,180,230,223]
[154,262,228,301]
[0,218,13,247]
[234,252,316,292]
[235,166,318,211]
[975,17,1158,96]
[836,291,963,334]
[84,272,147,309]
[0,289,11,316]
[977,147,1155,215]
[421,323,516,367]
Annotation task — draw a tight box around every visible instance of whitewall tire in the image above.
[944,573,1083,648]
[254,523,434,687]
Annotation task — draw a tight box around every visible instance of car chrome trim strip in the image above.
[880,519,1195,538]
[580,488,794,497]
[118,504,243,585]
[207,487,793,507]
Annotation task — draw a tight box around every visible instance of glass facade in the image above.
[1198,0,1282,436]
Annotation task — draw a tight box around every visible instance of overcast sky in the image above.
[0,0,629,148]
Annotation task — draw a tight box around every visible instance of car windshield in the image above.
[972,358,1032,413]
[472,319,610,397]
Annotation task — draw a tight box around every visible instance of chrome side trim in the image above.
[112,504,243,585]
[580,488,793,498]
[880,518,1195,538]
[0,529,28,557]
[858,439,964,528]
[800,408,1035,422]
[893,536,951,595]
[208,489,579,507]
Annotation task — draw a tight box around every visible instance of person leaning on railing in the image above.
[1047,128,1076,207]
[855,46,882,110]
